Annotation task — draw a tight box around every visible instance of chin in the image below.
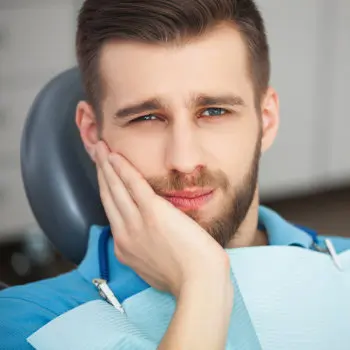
[184,206,220,229]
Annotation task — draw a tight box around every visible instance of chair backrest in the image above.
[0,281,8,290]
[21,67,108,264]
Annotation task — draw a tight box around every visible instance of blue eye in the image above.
[201,108,227,117]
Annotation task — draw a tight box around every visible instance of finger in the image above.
[108,153,155,210]
[96,141,143,225]
[98,165,134,260]
[97,165,126,234]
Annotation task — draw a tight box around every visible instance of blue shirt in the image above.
[1,206,349,349]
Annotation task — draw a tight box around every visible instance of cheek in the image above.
[103,126,165,175]
[203,126,258,179]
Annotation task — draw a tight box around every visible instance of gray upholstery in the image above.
[21,67,108,265]
[0,281,8,290]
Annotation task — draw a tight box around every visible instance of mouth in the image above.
[162,189,214,211]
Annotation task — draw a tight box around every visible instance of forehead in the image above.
[99,24,253,108]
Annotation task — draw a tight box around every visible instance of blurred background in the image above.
[0,0,349,287]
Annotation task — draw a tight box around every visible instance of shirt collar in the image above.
[78,225,149,301]
[78,225,103,283]
[258,206,313,248]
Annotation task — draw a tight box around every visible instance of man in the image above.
[1,0,349,349]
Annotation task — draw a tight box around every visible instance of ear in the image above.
[260,87,280,153]
[75,101,99,162]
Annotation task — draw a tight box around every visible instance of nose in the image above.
[165,122,205,175]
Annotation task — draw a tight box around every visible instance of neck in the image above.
[226,189,268,248]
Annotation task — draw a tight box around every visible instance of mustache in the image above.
[146,168,229,195]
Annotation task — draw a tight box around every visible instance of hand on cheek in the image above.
[95,140,230,298]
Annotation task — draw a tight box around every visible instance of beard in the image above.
[146,132,262,247]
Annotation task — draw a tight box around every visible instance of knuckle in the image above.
[114,245,127,265]
[109,182,119,195]
[99,188,108,202]
[115,234,129,250]
[118,167,128,182]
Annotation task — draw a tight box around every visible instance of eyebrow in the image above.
[114,93,245,119]
[190,94,245,109]
[115,98,164,119]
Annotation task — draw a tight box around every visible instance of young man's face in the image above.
[78,23,279,246]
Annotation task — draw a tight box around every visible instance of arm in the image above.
[159,265,233,350]
[0,295,57,349]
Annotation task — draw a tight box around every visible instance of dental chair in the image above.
[3,67,346,350]
[19,67,321,268]
[20,67,108,265]
[0,281,8,290]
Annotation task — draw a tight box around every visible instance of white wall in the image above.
[0,0,77,240]
[326,0,350,185]
[256,0,350,199]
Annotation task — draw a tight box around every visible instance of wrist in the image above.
[160,258,233,350]
[178,269,234,328]
[179,255,233,303]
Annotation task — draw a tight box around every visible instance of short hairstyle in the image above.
[76,0,270,119]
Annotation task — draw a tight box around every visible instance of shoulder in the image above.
[0,270,99,349]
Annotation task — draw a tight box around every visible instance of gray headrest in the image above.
[21,67,107,264]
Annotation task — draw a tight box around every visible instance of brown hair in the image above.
[76,0,270,119]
